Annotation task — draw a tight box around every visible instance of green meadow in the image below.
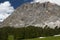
[24,36,60,40]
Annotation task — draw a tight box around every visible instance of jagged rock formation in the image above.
[1,2,60,28]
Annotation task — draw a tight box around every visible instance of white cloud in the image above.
[32,0,60,5]
[0,1,14,22]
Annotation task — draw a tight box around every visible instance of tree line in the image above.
[0,25,60,40]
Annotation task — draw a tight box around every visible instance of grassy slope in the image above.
[24,36,60,40]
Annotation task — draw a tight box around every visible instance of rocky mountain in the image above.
[1,2,60,28]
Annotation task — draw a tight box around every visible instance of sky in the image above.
[0,0,33,9]
[0,0,60,22]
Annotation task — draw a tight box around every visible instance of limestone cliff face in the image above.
[1,2,60,28]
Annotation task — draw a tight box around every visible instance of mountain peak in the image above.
[1,2,60,28]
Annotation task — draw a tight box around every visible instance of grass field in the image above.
[24,36,60,40]
[8,35,14,40]
[8,35,60,40]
